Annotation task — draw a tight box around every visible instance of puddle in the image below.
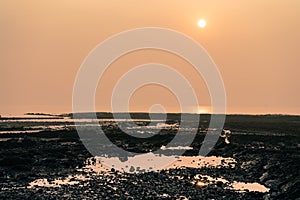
[28,155,269,194]
[28,155,236,189]
[192,174,269,193]
[29,174,88,188]
[81,154,236,174]
[231,181,270,193]
[0,138,12,142]
[0,130,42,134]
[167,156,236,169]
[160,145,193,150]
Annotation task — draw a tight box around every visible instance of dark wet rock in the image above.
[265,179,281,190]
[129,166,135,173]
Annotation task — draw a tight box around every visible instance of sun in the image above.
[198,19,206,28]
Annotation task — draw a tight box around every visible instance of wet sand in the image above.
[0,114,299,199]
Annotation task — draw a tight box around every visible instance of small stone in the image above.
[129,166,135,173]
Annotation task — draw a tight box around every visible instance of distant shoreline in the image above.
[0,112,299,119]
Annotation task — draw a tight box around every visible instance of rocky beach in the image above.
[0,113,299,199]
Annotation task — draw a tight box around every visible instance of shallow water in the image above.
[28,154,269,193]
[80,154,236,173]
[193,174,269,193]
[0,116,180,134]
[29,174,88,188]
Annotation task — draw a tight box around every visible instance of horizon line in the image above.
[18,111,300,117]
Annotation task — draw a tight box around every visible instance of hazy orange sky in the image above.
[0,1,299,115]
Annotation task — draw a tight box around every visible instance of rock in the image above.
[265,179,281,190]
[129,166,135,173]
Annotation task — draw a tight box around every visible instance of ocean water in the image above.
[0,115,199,134]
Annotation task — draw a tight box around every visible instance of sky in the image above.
[0,0,300,115]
